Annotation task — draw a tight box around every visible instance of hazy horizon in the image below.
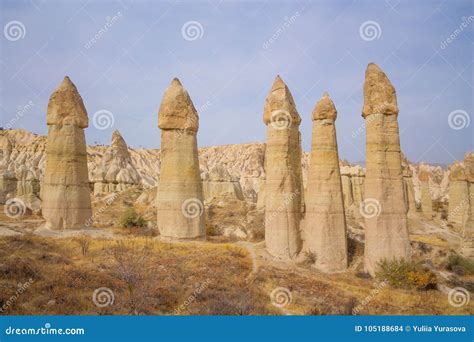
[1,0,472,164]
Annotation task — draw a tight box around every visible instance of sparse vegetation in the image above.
[445,253,474,276]
[73,234,91,257]
[375,259,437,290]
[119,208,147,228]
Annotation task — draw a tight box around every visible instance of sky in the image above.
[0,0,472,164]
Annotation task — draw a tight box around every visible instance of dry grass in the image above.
[0,235,272,315]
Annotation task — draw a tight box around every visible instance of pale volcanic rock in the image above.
[447,162,469,233]
[202,165,245,201]
[303,92,347,272]
[262,76,303,260]
[362,63,411,275]
[91,130,142,195]
[41,77,92,230]
[401,155,417,217]
[418,163,433,219]
[461,152,474,258]
[156,78,205,239]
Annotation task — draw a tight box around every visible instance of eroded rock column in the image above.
[418,164,433,219]
[156,78,205,239]
[304,92,347,272]
[447,163,469,232]
[263,76,303,260]
[362,63,411,275]
[41,77,92,229]
[461,153,474,258]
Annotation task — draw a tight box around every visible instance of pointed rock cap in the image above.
[111,129,130,157]
[362,63,399,118]
[312,91,337,121]
[158,78,199,132]
[46,76,89,128]
[263,75,301,127]
[418,163,431,182]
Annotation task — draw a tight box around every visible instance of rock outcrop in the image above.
[304,92,347,272]
[262,76,303,260]
[156,78,205,239]
[461,152,474,258]
[41,77,92,229]
[401,155,417,217]
[91,130,142,195]
[202,165,245,201]
[418,163,433,219]
[361,63,411,275]
[447,162,469,232]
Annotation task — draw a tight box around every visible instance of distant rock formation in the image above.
[91,129,142,195]
[418,163,433,219]
[361,63,411,275]
[304,92,347,272]
[447,162,469,232]
[156,78,205,239]
[263,76,303,260]
[41,77,92,229]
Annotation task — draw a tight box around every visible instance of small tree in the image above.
[119,208,146,228]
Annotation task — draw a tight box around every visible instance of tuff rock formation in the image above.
[304,92,347,272]
[41,77,92,229]
[447,162,469,232]
[202,165,245,201]
[401,155,417,217]
[156,78,205,239]
[263,76,303,260]
[362,63,411,275]
[418,163,433,219]
[461,153,474,258]
[91,129,142,195]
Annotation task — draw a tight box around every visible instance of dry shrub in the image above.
[376,259,437,290]
[73,234,91,257]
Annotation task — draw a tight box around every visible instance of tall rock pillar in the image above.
[418,164,433,219]
[42,77,92,229]
[263,76,303,260]
[156,78,205,239]
[362,63,411,275]
[304,92,347,272]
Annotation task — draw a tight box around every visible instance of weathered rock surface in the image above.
[447,162,469,232]
[262,76,303,260]
[90,129,142,195]
[304,92,347,272]
[461,152,474,258]
[418,163,433,219]
[156,78,205,239]
[41,77,92,229]
[362,63,411,275]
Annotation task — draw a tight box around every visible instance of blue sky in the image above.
[1,0,472,164]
